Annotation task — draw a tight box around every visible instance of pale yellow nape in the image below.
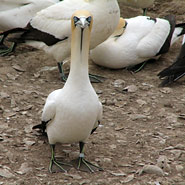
[112,17,126,37]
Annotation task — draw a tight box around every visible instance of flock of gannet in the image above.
[0,0,185,173]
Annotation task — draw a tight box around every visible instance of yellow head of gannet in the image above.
[71,10,93,53]
[111,17,127,37]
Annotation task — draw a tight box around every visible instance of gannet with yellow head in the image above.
[33,10,103,173]
[0,0,120,81]
[90,15,185,70]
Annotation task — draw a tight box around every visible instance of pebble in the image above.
[157,156,171,172]
[112,79,125,88]
[136,99,147,107]
[0,168,15,178]
[123,85,137,93]
[120,174,134,183]
[23,138,35,146]
[139,165,164,176]
[0,92,10,99]
[176,165,184,173]
[110,171,126,177]
[130,114,148,121]
[16,163,32,175]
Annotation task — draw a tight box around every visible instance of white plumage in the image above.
[6,0,120,63]
[33,10,102,173]
[90,15,185,69]
[0,0,60,31]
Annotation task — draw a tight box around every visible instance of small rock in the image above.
[67,174,82,180]
[174,144,185,150]
[23,138,35,146]
[105,99,117,106]
[16,163,32,175]
[110,171,126,177]
[120,174,134,183]
[6,73,17,80]
[160,88,172,94]
[176,165,184,173]
[0,92,10,99]
[103,158,112,163]
[123,85,137,93]
[112,79,125,88]
[12,64,25,72]
[0,168,14,178]
[157,156,171,172]
[136,99,147,107]
[130,114,147,121]
[139,165,164,176]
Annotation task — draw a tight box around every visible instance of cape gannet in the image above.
[0,0,121,82]
[90,15,185,71]
[33,10,103,173]
[0,0,62,55]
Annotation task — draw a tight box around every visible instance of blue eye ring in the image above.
[73,16,80,24]
[86,16,92,23]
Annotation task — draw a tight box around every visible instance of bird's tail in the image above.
[32,120,50,136]
[158,36,185,86]
[0,27,27,43]
[171,22,185,45]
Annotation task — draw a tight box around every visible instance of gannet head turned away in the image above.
[112,17,127,37]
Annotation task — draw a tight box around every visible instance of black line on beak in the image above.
[80,28,84,52]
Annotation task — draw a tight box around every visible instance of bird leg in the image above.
[49,144,71,173]
[0,42,17,56]
[57,61,105,83]
[143,8,147,16]
[88,73,106,83]
[57,62,68,82]
[73,142,103,173]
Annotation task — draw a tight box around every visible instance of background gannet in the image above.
[33,10,103,173]
[90,15,185,71]
[121,0,155,15]
[158,35,185,86]
[0,0,62,55]
[0,0,120,81]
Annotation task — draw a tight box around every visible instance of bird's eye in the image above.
[86,16,92,23]
[73,16,80,24]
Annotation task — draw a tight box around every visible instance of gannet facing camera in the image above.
[33,10,103,173]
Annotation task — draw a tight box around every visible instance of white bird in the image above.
[0,0,62,55]
[1,0,121,81]
[158,35,185,86]
[121,0,154,15]
[90,15,185,71]
[33,10,103,173]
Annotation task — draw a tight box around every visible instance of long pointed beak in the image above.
[79,17,89,29]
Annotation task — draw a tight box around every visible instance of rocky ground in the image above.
[0,0,185,184]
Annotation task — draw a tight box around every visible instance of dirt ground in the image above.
[0,0,185,184]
